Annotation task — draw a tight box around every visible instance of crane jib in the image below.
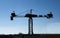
[25,14,37,17]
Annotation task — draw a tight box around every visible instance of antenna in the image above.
[10,9,53,35]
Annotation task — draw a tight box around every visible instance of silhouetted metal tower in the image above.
[10,9,53,35]
[28,9,33,34]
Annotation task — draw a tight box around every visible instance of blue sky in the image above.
[0,0,60,34]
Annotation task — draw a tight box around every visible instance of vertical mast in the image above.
[28,9,33,35]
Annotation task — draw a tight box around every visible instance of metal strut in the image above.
[28,17,33,35]
[28,9,33,35]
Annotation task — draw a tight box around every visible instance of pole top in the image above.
[30,9,33,14]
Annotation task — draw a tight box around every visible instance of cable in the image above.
[33,9,40,13]
[17,9,29,15]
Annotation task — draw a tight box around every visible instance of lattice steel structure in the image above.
[10,9,53,35]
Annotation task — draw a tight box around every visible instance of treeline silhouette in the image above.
[0,34,60,38]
